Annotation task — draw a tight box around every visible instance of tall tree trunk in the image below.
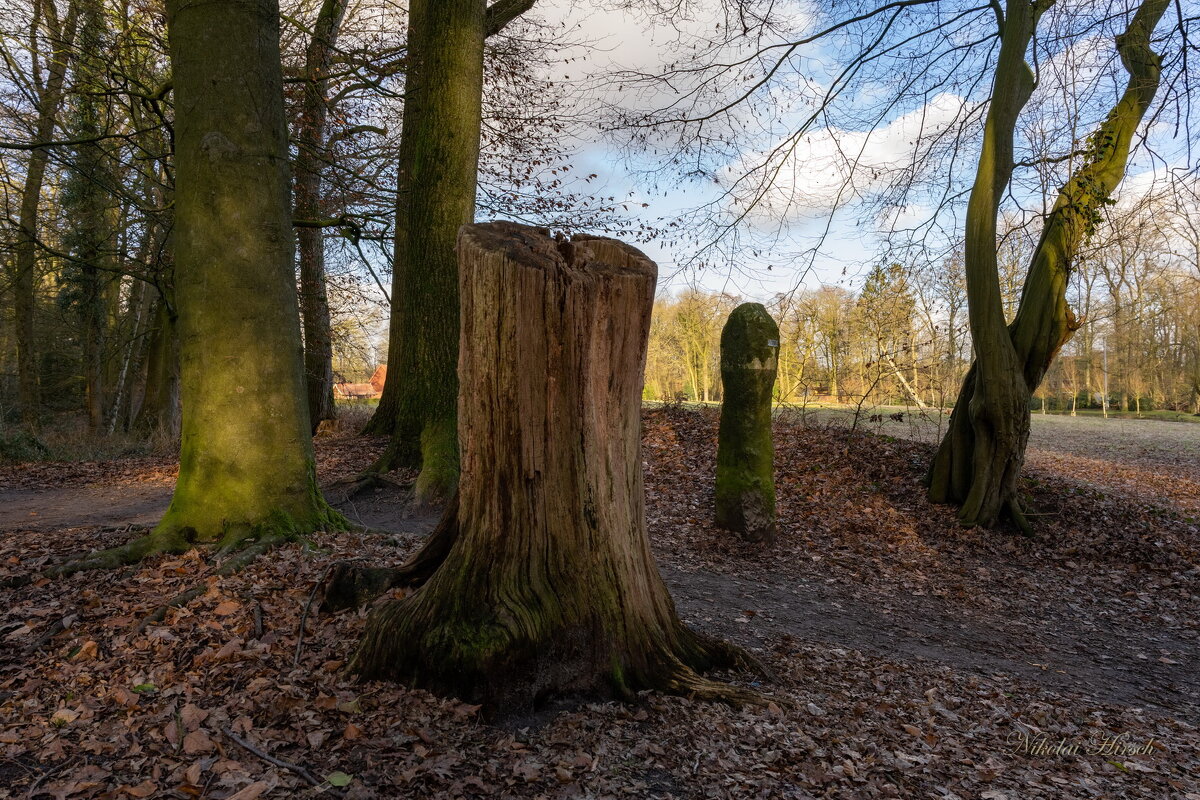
[362,0,536,497]
[154,0,344,547]
[352,223,755,711]
[12,2,78,428]
[107,277,151,434]
[294,0,346,434]
[928,0,1169,530]
[62,0,114,433]
[364,0,486,503]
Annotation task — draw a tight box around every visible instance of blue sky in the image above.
[519,0,1198,304]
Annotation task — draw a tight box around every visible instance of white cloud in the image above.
[721,92,971,221]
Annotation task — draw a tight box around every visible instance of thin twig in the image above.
[220,728,321,787]
[27,617,68,653]
[293,566,331,667]
[25,755,79,798]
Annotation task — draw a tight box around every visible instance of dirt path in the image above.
[0,480,436,536]
[0,484,171,531]
[661,566,1198,719]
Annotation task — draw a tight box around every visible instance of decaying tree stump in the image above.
[351,222,759,711]
[715,303,779,544]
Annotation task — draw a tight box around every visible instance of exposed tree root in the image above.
[137,586,206,632]
[658,664,771,708]
[134,531,295,630]
[1006,496,1035,537]
[45,530,195,578]
[213,531,294,576]
[639,627,778,709]
[691,630,776,683]
[323,470,412,505]
[320,492,458,612]
[29,525,304,632]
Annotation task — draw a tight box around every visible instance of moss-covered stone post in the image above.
[715,303,779,544]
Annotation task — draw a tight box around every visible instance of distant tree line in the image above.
[647,180,1200,416]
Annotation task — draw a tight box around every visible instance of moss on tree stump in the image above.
[715,303,779,544]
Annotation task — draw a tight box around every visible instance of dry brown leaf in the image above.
[124,778,158,797]
[70,640,99,661]
[182,729,215,755]
[226,780,271,800]
[180,703,208,731]
[214,600,241,616]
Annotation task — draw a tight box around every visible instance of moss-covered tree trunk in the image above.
[362,0,535,500]
[294,0,346,434]
[715,303,779,544]
[357,0,486,504]
[928,0,1169,530]
[153,0,344,548]
[352,223,755,710]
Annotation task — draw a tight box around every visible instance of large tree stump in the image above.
[351,222,757,711]
[715,303,779,544]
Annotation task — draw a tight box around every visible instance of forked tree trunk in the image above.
[352,222,755,710]
[928,0,1169,531]
[153,0,344,547]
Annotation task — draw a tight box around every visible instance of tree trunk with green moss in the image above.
[359,0,486,505]
[352,222,756,711]
[152,0,344,549]
[715,303,779,544]
[362,0,535,500]
[928,0,1169,530]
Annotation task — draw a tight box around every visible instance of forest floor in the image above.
[0,407,1197,799]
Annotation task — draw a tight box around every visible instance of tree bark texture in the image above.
[155,0,344,547]
[928,0,1170,531]
[363,0,486,506]
[352,222,753,711]
[294,0,346,434]
[715,303,779,544]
